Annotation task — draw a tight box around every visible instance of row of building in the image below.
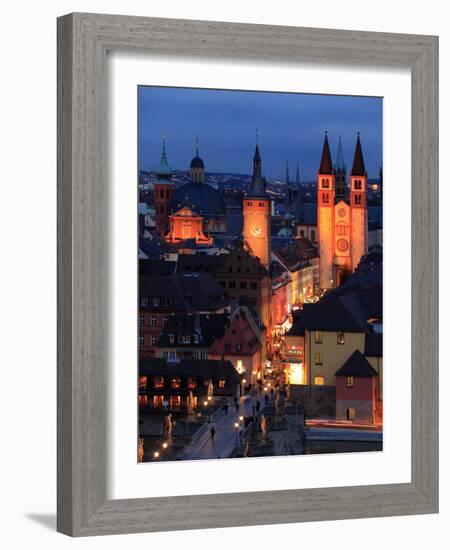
[138,132,382,424]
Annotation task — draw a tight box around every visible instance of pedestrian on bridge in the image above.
[210,426,216,442]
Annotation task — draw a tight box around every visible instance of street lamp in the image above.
[162,442,168,449]
[234,422,239,445]
[153,451,160,459]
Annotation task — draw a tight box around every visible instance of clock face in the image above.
[337,238,348,252]
[250,224,262,237]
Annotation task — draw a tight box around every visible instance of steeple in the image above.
[155,136,172,182]
[351,132,366,176]
[335,135,346,173]
[319,131,333,175]
[285,159,290,184]
[334,135,347,201]
[248,130,268,198]
[154,136,174,235]
[295,160,300,186]
[295,160,303,223]
[190,134,205,183]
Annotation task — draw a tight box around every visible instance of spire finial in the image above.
[195,134,199,156]
[162,133,166,153]
[255,128,259,145]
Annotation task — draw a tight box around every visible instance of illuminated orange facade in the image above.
[242,143,271,270]
[164,206,213,245]
[317,132,368,289]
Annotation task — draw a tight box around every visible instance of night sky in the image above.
[138,86,382,181]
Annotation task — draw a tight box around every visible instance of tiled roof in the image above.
[156,313,228,348]
[139,259,176,276]
[364,333,383,357]
[286,288,382,335]
[335,350,377,377]
[139,272,229,312]
[140,358,241,382]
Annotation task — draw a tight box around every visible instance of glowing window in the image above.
[138,395,148,408]
[187,377,197,390]
[314,375,324,385]
[171,377,181,389]
[139,376,147,389]
[170,395,181,409]
[314,331,323,344]
[219,380,226,389]
[153,395,163,408]
[337,332,345,344]
[346,376,354,387]
[153,376,164,389]
[314,353,323,365]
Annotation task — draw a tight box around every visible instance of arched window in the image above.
[336,223,348,236]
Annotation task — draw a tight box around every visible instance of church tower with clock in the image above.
[317,131,368,289]
[242,139,271,270]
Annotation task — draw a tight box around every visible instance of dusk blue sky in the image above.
[138,86,382,181]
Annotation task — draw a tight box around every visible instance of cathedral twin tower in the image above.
[317,131,368,289]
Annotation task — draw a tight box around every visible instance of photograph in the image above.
[137,86,383,462]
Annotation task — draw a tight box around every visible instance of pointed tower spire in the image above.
[195,134,199,157]
[319,130,333,174]
[351,132,366,176]
[248,131,267,198]
[295,160,300,186]
[335,135,346,173]
[156,135,172,178]
[285,159,290,184]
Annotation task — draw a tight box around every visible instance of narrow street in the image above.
[181,394,266,460]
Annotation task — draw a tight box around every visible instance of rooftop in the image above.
[335,350,377,377]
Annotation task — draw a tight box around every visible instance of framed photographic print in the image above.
[57,13,438,536]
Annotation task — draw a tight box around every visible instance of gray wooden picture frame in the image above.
[57,12,439,537]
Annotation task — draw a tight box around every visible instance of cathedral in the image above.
[317,131,368,289]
